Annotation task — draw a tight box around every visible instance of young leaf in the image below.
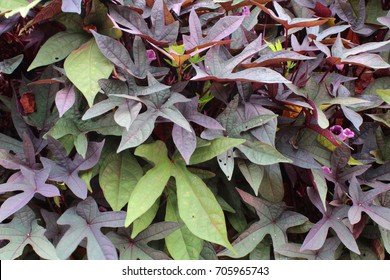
[0,206,59,260]
[64,38,114,107]
[348,177,390,230]
[99,151,143,211]
[107,222,180,260]
[0,166,60,223]
[301,187,360,254]
[218,188,308,258]
[56,197,126,260]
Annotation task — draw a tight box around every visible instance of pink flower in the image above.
[242,6,251,17]
[146,49,157,62]
[322,166,332,174]
[330,125,354,141]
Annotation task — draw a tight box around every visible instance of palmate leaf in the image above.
[301,187,360,254]
[218,188,308,258]
[116,89,191,152]
[41,137,104,199]
[107,222,180,260]
[348,177,390,230]
[125,141,234,252]
[92,31,168,79]
[0,206,58,260]
[183,9,244,52]
[61,0,82,14]
[109,0,179,45]
[201,95,292,182]
[191,39,290,84]
[56,197,126,260]
[0,166,60,223]
[276,237,341,260]
[172,97,225,164]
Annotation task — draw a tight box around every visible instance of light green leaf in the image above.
[131,199,159,239]
[238,141,292,165]
[0,55,23,74]
[125,141,172,227]
[165,192,203,260]
[1,0,41,18]
[237,159,263,195]
[259,164,284,203]
[189,137,246,165]
[74,133,88,158]
[312,169,328,211]
[174,161,234,252]
[100,152,143,211]
[366,112,390,128]
[64,39,114,107]
[28,32,90,71]
[376,89,390,105]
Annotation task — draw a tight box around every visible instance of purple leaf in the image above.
[0,14,20,36]
[348,177,390,230]
[107,222,180,260]
[61,0,82,14]
[55,85,76,117]
[109,0,179,45]
[42,137,105,199]
[183,9,244,51]
[218,188,308,258]
[0,206,59,259]
[56,197,126,260]
[40,209,69,246]
[301,187,360,254]
[0,166,60,223]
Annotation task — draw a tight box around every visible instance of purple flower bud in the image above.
[242,6,251,17]
[146,49,157,62]
[322,166,332,174]
[342,128,355,139]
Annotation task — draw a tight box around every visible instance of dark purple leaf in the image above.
[0,14,20,36]
[56,197,126,260]
[0,206,58,259]
[109,0,179,45]
[40,209,69,246]
[301,187,360,254]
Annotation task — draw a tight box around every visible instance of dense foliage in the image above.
[0,0,390,260]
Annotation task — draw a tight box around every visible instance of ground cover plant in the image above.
[0,0,390,260]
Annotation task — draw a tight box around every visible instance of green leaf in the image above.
[28,32,90,71]
[131,199,159,239]
[99,152,143,211]
[312,169,328,211]
[238,141,293,165]
[259,164,284,203]
[237,159,263,195]
[366,111,390,127]
[376,89,390,105]
[173,161,235,252]
[64,38,114,107]
[0,133,23,154]
[165,192,203,260]
[2,0,41,18]
[189,137,246,165]
[0,54,23,74]
[125,141,172,227]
